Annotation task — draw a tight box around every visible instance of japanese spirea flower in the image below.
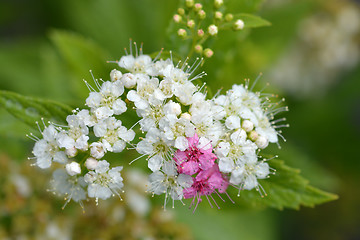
[29,42,287,211]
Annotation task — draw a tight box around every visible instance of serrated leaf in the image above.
[238,159,338,210]
[0,90,72,129]
[233,13,271,28]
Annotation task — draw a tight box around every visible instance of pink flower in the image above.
[183,164,229,211]
[174,133,216,175]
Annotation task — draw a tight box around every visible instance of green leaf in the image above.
[238,159,338,210]
[49,30,112,100]
[233,13,271,28]
[0,90,72,129]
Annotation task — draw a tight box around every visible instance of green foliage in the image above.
[239,159,338,210]
[0,90,72,129]
[233,13,271,28]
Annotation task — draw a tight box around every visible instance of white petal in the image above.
[148,155,163,172]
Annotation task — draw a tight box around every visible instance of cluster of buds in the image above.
[173,0,246,58]
[28,42,288,211]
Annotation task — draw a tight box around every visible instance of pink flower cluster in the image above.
[174,133,230,211]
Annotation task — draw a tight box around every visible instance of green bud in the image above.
[204,48,214,58]
[177,29,187,38]
[198,10,206,19]
[197,29,205,37]
[187,20,195,28]
[177,8,185,15]
[215,11,223,20]
[194,44,203,53]
[194,3,203,11]
[214,0,223,9]
[173,14,182,23]
[225,13,233,22]
[185,0,194,8]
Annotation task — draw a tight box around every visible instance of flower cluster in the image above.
[173,0,246,58]
[29,42,287,211]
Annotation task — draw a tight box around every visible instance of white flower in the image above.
[90,142,106,159]
[94,117,134,153]
[118,54,153,74]
[85,80,126,117]
[84,160,124,200]
[51,169,87,207]
[148,161,193,207]
[136,128,173,171]
[57,113,89,152]
[32,125,67,169]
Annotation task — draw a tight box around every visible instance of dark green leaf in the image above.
[0,90,72,129]
[239,159,338,210]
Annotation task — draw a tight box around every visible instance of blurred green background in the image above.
[0,0,359,239]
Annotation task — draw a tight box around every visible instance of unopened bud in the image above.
[225,13,233,22]
[197,29,205,37]
[66,162,81,176]
[194,3,202,11]
[177,8,185,15]
[249,130,259,141]
[180,113,191,120]
[194,44,203,53]
[173,14,182,23]
[85,157,99,170]
[214,0,223,8]
[110,69,122,82]
[121,73,136,89]
[187,20,195,28]
[177,28,187,38]
[198,10,206,19]
[256,136,269,149]
[65,147,77,158]
[186,0,194,8]
[215,11,223,20]
[233,19,245,30]
[242,120,254,132]
[204,48,214,58]
[208,24,218,36]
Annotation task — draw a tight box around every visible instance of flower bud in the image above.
[233,19,245,30]
[197,29,205,37]
[215,11,223,20]
[177,8,185,15]
[187,20,195,28]
[186,0,194,8]
[242,120,254,132]
[225,13,233,22]
[173,14,182,23]
[204,48,214,58]
[110,69,122,82]
[66,162,81,176]
[256,136,269,149]
[208,24,218,36]
[65,147,77,158]
[198,10,206,19]
[248,130,259,141]
[177,28,187,38]
[194,44,203,53]
[85,157,99,170]
[180,113,191,120]
[214,0,223,8]
[121,73,136,88]
[194,3,202,11]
